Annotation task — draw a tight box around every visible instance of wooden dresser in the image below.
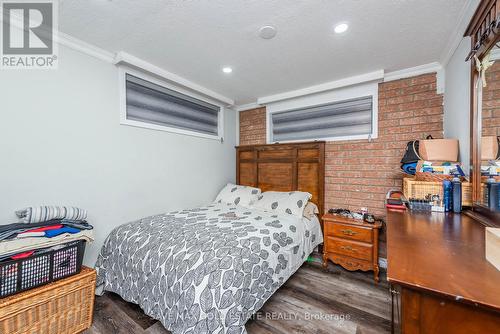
[322,214,382,282]
[386,211,500,333]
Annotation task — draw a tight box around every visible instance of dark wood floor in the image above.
[86,256,391,334]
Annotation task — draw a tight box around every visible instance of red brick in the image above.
[386,95,414,105]
[413,106,443,116]
[483,64,500,137]
[410,74,437,86]
[384,110,415,120]
[239,107,266,145]
[399,116,429,125]
[238,74,444,216]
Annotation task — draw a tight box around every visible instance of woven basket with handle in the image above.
[403,177,472,206]
[0,266,96,334]
[415,172,465,182]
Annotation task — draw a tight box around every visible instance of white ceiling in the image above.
[59,0,468,105]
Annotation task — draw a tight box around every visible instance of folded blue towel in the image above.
[402,162,417,175]
[44,226,80,238]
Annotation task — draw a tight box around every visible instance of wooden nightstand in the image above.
[322,214,382,282]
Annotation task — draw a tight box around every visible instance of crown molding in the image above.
[440,0,480,67]
[0,12,116,63]
[384,62,442,82]
[384,62,444,94]
[257,70,384,105]
[1,13,233,105]
[56,32,115,63]
[114,52,234,106]
[57,37,234,105]
[234,102,262,112]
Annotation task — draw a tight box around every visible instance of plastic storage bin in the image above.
[0,240,85,298]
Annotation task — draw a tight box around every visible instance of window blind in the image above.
[125,74,220,136]
[271,96,373,142]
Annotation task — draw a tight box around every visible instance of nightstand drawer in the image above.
[325,237,373,261]
[324,222,372,242]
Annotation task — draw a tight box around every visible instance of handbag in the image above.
[400,140,421,174]
[401,140,421,164]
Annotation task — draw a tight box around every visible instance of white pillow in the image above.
[252,191,312,217]
[215,183,261,207]
[303,202,319,219]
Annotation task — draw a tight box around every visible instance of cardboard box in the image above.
[419,139,459,161]
[486,227,500,271]
[482,136,499,161]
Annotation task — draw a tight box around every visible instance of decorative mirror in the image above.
[478,45,500,211]
[466,0,500,224]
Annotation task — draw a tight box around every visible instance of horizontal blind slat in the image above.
[124,74,220,136]
[127,106,218,135]
[126,74,219,115]
[274,124,372,142]
[126,87,218,126]
[273,110,372,134]
[271,96,373,142]
[272,97,372,122]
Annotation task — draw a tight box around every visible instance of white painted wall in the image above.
[0,45,236,266]
[444,37,471,173]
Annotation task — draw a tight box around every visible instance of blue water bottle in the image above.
[452,176,462,213]
[443,180,452,212]
[486,176,500,211]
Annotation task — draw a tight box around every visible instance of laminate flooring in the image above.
[85,255,391,334]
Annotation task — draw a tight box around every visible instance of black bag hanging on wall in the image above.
[400,140,422,175]
[497,136,500,160]
[401,140,421,165]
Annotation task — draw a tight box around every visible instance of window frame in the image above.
[118,67,224,141]
[266,86,378,143]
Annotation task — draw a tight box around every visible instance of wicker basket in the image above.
[0,266,95,334]
[415,172,456,182]
[481,175,500,182]
[414,160,465,182]
[403,177,472,207]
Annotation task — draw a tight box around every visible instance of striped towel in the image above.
[15,206,87,224]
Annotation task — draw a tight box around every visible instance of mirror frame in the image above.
[465,0,500,226]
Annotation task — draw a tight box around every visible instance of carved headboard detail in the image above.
[236,141,325,219]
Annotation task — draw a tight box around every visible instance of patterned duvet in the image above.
[95,202,322,334]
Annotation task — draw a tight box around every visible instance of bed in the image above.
[95,142,325,334]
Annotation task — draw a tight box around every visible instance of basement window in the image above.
[268,96,376,143]
[119,70,223,140]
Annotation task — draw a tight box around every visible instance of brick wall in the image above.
[238,73,444,217]
[239,107,267,145]
[482,61,500,137]
[325,73,443,216]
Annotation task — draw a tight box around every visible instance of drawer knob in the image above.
[341,229,357,236]
[340,245,356,251]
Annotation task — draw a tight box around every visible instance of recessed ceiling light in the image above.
[259,25,277,39]
[334,23,349,34]
[222,67,232,74]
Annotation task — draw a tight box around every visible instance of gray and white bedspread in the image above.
[95,202,322,334]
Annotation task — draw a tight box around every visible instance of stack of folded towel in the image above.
[0,206,94,261]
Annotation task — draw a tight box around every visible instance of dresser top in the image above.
[386,211,500,311]
[322,213,382,228]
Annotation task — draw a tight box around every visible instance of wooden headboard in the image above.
[236,141,325,216]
